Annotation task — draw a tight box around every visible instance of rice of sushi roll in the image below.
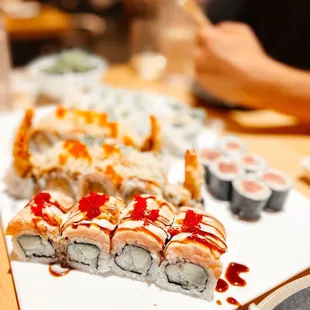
[111,195,176,282]
[157,207,227,301]
[259,168,292,212]
[217,135,247,157]
[240,153,268,174]
[199,148,222,184]
[59,193,125,274]
[231,175,271,221]
[208,156,243,201]
[6,191,74,263]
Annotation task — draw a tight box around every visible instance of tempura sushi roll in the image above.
[230,175,271,221]
[259,168,292,212]
[6,191,74,263]
[208,156,243,201]
[240,153,267,174]
[111,195,176,281]
[157,207,227,301]
[59,192,125,273]
[217,135,247,157]
[199,148,221,184]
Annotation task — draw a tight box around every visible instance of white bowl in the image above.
[28,53,109,100]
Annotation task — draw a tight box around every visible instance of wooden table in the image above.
[4,5,72,40]
[1,64,310,309]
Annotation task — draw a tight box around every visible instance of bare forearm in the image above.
[245,59,310,123]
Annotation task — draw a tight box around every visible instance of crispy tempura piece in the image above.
[141,116,162,152]
[13,109,34,178]
[184,149,204,201]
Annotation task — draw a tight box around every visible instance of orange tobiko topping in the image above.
[63,140,92,162]
[55,106,67,119]
[105,165,123,185]
[108,122,119,138]
[78,192,109,219]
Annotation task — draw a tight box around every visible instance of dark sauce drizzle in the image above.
[216,278,229,293]
[226,297,241,308]
[225,263,249,287]
[49,263,72,277]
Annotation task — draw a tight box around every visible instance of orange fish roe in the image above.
[98,113,108,127]
[58,154,68,165]
[79,192,109,219]
[63,140,92,162]
[108,122,119,138]
[102,144,120,157]
[105,165,123,185]
[75,110,95,124]
[130,196,159,224]
[55,106,67,119]
[123,135,135,147]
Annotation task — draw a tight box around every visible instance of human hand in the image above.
[195,22,273,104]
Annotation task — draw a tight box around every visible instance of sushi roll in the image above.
[217,135,247,157]
[240,153,267,174]
[157,207,227,301]
[6,191,74,263]
[208,156,243,201]
[230,175,271,221]
[59,192,125,273]
[111,195,177,281]
[199,148,222,184]
[259,168,292,212]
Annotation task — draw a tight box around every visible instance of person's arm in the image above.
[194,22,310,123]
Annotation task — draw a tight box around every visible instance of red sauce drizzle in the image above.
[216,278,229,293]
[216,300,222,306]
[226,297,241,307]
[219,162,238,173]
[31,192,52,217]
[78,192,109,220]
[48,263,71,277]
[130,196,160,225]
[225,263,249,287]
[242,180,264,193]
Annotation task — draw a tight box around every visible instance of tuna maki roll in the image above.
[231,175,271,221]
[217,136,247,157]
[240,153,267,174]
[208,156,243,201]
[199,148,222,184]
[259,168,292,212]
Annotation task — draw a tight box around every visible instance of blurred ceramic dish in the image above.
[2,1,40,19]
[28,50,108,100]
[249,275,310,310]
[65,85,207,157]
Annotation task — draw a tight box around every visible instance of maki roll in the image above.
[217,135,247,157]
[259,168,292,212]
[157,207,227,301]
[6,191,74,263]
[240,153,267,174]
[111,195,176,281]
[59,192,125,273]
[208,156,243,201]
[199,148,221,183]
[230,175,271,221]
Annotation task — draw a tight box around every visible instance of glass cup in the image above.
[157,2,198,85]
[0,15,11,112]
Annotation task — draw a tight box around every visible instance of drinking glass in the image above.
[0,15,12,112]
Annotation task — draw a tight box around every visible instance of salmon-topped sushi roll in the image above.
[6,191,74,264]
[111,195,177,282]
[157,207,227,301]
[59,192,125,274]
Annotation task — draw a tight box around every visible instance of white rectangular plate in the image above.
[1,109,310,310]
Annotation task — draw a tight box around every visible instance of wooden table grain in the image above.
[1,64,309,309]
